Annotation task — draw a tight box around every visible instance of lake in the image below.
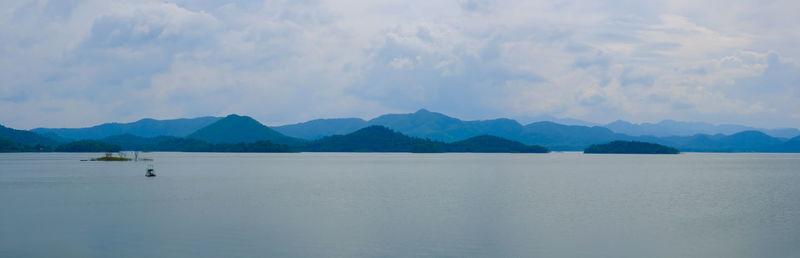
[1,152,799,257]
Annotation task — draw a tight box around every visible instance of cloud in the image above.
[0,0,799,129]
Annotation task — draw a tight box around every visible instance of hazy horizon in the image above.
[2,0,799,129]
[14,108,800,132]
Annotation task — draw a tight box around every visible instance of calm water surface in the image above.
[1,152,799,257]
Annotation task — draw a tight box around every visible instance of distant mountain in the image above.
[6,109,800,153]
[364,109,629,149]
[272,109,650,150]
[275,109,527,142]
[518,114,597,126]
[716,131,784,151]
[518,122,634,150]
[366,109,478,142]
[763,128,800,139]
[0,124,59,146]
[273,118,368,140]
[358,110,797,152]
[649,131,785,152]
[188,114,303,145]
[605,120,800,139]
[32,116,222,140]
[446,135,548,153]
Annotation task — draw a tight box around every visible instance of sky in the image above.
[1,0,799,129]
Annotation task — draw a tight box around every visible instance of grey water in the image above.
[1,152,799,257]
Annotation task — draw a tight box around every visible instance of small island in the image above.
[91,156,132,161]
[584,141,680,154]
[88,151,152,161]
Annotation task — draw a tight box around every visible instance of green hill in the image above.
[367,109,480,142]
[0,137,26,152]
[446,135,548,153]
[585,141,679,154]
[188,114,303,145]
[301,126,444,152]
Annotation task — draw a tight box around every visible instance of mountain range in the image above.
[0,124,59,146]
[3,109,800,152]
[604,120,800,138]
[272,109,616,145]
[31,116,221,140]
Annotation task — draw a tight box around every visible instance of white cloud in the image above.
[388,57,414,70]
[0,0,799,129]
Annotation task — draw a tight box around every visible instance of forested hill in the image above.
[299,126,549,153]
[187,114,303,145]
[1,124,59,146]
[299,126,446,152]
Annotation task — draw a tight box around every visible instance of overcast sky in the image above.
[1,0,799,129]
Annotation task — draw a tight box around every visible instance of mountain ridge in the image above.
[32,116,222,140]
[605,119,800,138]
[298,125,549,153]
[1,124,59,146]
[3,109,800,153]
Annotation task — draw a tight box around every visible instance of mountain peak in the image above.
[303,125,432,152]
[218,114,266,125]
[607,120,633,126]
[728,130,771,138]
[346,125,401,137]
[414,108,431,114]
[188,115,301,145]
[358,125,392,131]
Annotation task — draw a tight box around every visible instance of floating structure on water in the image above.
[146,164,156,177]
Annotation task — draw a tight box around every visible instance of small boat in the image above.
[146,164,156,177]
